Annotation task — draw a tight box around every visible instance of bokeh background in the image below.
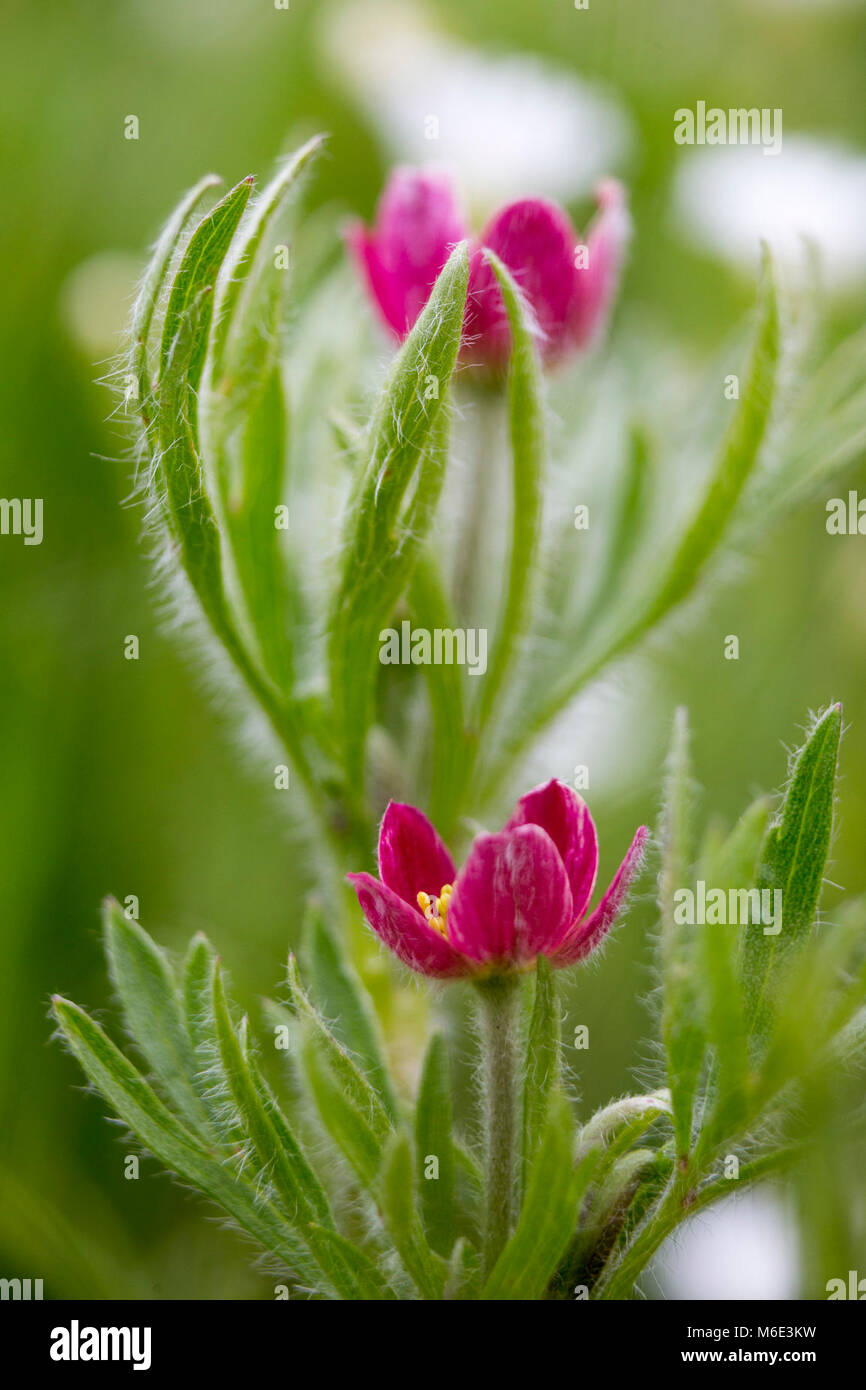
[1,0,864,1299]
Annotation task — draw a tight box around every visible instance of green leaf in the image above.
[740,704,843,1037]
[285,953,393,1145]
[154,178,256,654]
[302,905,398,1120]
[182,931,218,1058]
[223,365,293,689]
[521,955,560,1189]
[211,965,334,1231]
[328,242,469,777]
[128,172,222,442]
[485,252,779,799]
[482,1093,595,1301]
[180,932,245,1148]
[210,135,324,402]
[697,798,769,1146]
[474,250,545,731]
[305,1224,398,1301]
[636,246,779,633]
[407,553,466,827]
[380,1131,448,1299]
[51,997,321,1285]
[205,142,324,694]
[658,708,705,1160]
[577,423,654,636]
[102,901,211,1139]
[300,1030,383,1187]
[578,1092,672,1167]
[414,1032,456,1257]
[556,1147,666,1298]
[772,324,866,510]
[159,175,254,394]
[443,1238,482,1300]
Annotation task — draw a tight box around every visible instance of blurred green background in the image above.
[1,0,864,1298]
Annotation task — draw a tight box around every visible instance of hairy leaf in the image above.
[414,1032,456,1257]
[741,704,842,1038]
[328,243,469,778]
[103,900,211,1139]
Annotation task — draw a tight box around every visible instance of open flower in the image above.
[348,780,648,979]
[346,168,629,369]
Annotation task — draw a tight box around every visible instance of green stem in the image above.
[476,975,521,1279]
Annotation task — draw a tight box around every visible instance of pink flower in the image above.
[347,780,648,979]
[346,168,629,370]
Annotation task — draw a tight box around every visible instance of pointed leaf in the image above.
[102,901,211,1139]
[211,965,333,1231]
[328,242,469,776]
[302,906,398,1120]
[285,953,392,1143]
[741,704,842,1037]
[51,998,320,1284]
[521,955,560,1188]
[380,1131,448,1299]
[414,1032,456,1257]
[475,250,545,731]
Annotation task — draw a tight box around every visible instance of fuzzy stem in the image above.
[476,975,521,1279]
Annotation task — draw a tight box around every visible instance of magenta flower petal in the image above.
[378,801,456,909]
[504,779,599,923]
[447,825,574,966]
[464,197,582,368]
[347,872,470,979]
[551,825,649,968]
[569,180,630,350]
[345,224,408,339]
[347,167,467,339]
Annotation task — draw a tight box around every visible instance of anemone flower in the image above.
[348,779,648,979]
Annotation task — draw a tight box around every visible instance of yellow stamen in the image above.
[417,883,454,939]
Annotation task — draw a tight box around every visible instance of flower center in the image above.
[417,884,453,938]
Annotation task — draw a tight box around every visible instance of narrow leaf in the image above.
[211,966,333,1231]
[159,175,254,392]
[102,901,211,1139]
[380,1131,448,1299]
[414,1032,456,1257]
[328,243,469,776]
[306,1224,398,1301]
[741,704,842,1037]
[51,998,320,1284]
[475,250,545,730]
[408,553,466,828]
[285,953,392,1144]
[129,172,221,440]
[300,1031,383,1186]
[302,906,398,1120]
[521,955,560,1188]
